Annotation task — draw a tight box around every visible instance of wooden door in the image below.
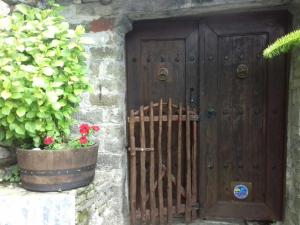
[199,12,288,221]
[126,21,199,224]
[126,11,288,223]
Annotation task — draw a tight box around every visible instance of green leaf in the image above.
[1,90,11,100]
[7,114,15,123]
[11,93,23,99]
[42,67,55,76]
[6,130,13,139]
[16,107,26,117]
[15,125,25,135]
[33,136,41,147]
[75,25,85,35]
[15,4,30,16]
[0,129,5,141]
[24,98,33,105]
[26,111,35,119]
[1,106,11,115]
[25,122,35,132]
[21,65,38,73]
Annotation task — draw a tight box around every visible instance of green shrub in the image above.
[0,4,90,148]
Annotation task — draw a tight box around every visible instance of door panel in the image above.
[126,21,199,110]
[200,13,288,220]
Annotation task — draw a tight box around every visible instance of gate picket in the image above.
[185,105,192,222]
[158,99,164,225]
[149,102,156,224]
[129,110,137,225]
[140,106,146,225]
[128,99,199,225]
[176,104,183,214]
[167,99,173,224]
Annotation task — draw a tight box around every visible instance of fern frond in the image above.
[263,29,300,59]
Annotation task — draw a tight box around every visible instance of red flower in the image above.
[80,136,88,144]
[79,124,90,135]
[44,136,54,145]
[91,125,100,132]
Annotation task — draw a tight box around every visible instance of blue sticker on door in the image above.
[233,184,249,200]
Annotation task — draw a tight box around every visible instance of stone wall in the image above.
[1,0,300,225]
[71,16,131,225]
[283,2,300,225]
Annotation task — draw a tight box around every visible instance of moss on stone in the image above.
[77,209,90,225]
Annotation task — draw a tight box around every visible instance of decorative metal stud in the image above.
[208,55,213,61]
[224,56,229,60]
[132,57,136,63]
[223,109,229,115]
[160,56,165,62]
[188,55,195,62]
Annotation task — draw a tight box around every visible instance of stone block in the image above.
[75,109,103,124]
[90,47,121,60]
[90,18,114,32]
[102,107,125,124]
[97,153,126,170]
[104,139,125,153]
[89,93,123,106]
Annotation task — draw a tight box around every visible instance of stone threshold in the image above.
[166,218,270,225]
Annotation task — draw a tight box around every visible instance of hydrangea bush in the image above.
[0,3,91,148]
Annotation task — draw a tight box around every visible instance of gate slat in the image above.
[149,102,156,224]
[192,120,198,218]
[176,104,183,214]
[185,105,192,222]
[129,110,137,225]
[158,99,164,224]
[167,98,173,224]
[140,106,147,225]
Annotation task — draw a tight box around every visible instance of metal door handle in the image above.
[190,88,195,105]
[207,108,216,118]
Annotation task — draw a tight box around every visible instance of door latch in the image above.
[207,108,216,119]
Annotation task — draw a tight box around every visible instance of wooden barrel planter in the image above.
[16,144,99,192]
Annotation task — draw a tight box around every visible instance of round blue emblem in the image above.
[233,184,249,200]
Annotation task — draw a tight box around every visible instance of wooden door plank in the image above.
[167,98,173,224]
[176,104,183,214]
[201,25,219,212]
[218,36,233,201]
[192,120,198,218]
[149,102,156,224]
[140,106,147,225]
[129,110,137,225]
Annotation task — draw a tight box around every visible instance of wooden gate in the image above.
[128,98,199,225]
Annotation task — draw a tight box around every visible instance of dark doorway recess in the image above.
[126,11,289,223]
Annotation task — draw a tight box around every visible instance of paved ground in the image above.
[172,218,245,225]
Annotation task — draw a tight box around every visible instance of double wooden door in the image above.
[126,11,288,221]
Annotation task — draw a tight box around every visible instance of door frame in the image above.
[125,10,290,222]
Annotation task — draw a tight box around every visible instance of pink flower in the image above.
[80,136,88,144]
[91,125,100,132]
[44,136,54,145]
[79,124,90,135]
